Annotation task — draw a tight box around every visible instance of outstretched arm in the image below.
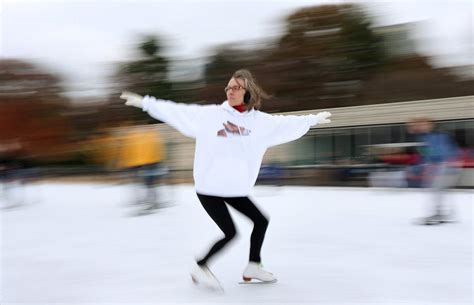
[120,91,205,138]
[266,111,331,147]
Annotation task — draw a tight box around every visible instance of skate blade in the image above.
[239,279,277,284]
[191,275,224,293]
[413,218,441,226]
[129,209,155,217]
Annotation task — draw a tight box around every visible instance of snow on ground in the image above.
[1,182,472,304]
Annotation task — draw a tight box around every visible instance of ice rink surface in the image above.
[1,182,472,304]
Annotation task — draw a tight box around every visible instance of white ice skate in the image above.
[240,262,277,284]
[190,264,223,292]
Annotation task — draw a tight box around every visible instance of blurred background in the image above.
[1,0,473,190]
[1,1,473,303]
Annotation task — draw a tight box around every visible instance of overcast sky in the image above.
[1,0,473,98]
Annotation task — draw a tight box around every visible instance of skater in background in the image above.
[120,69,332,289]
[406,118,461,225]
[0,138,28,209]
[114,123,166,212]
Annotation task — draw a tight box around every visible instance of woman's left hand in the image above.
[310,111,332,125]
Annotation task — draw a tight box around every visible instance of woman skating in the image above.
[120,69,332,289]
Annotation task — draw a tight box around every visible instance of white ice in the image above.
[1,182,472,305]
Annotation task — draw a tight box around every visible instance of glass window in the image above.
[333,131,352,163]
[314,133,333,164]
[463,120,474,148]
[353,127,369,161]
[391,124,404,143]
[437,121,456,137]
[292,136,316,165]
[369,125,392,145]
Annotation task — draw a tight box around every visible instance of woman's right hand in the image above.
[120,91,144,109]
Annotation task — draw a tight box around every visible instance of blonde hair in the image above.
[232,69,270,110]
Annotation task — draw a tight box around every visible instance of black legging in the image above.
[196,193,269,265]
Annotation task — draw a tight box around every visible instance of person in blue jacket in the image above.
[409,118,461,225]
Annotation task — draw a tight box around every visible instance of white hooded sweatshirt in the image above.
[142,96,322,197]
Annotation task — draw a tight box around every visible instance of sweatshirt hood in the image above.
[222,101,255,117]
